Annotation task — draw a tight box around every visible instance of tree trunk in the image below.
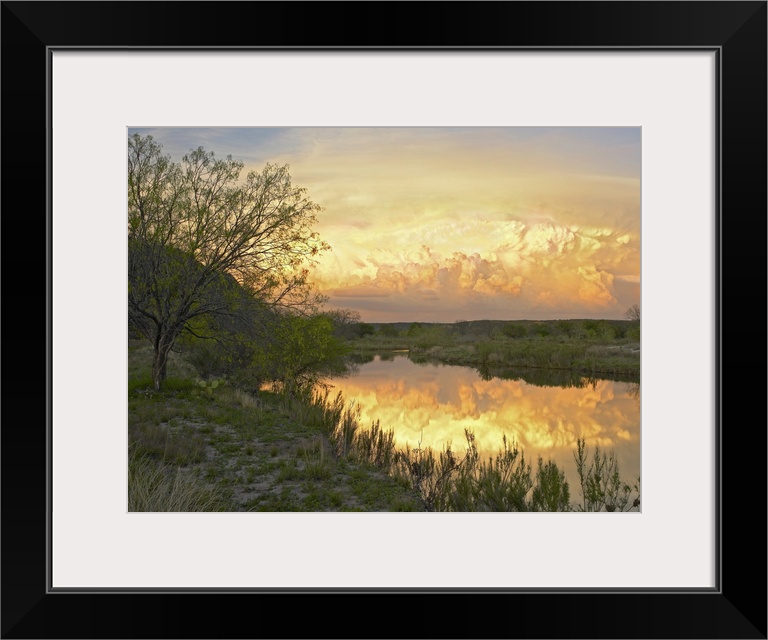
[152,335,173,390]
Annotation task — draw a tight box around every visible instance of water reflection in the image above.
[326,353,640,494]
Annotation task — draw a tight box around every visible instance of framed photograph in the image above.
[3,2,765,638]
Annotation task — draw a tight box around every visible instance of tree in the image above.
[128,134,329,389]
[319,307,362,340]
[407,322,424,337]
[174,275,274,382]
[378,324,400,338]
[502,322,528,339]
[252,313,349,388]
[355,322,376,338]
[624,304,640,322]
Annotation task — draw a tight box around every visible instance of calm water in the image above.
[326,353,640,496]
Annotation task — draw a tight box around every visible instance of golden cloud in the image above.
[311,218,639,315]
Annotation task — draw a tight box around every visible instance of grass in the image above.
[128,341,423,512]
[128,447,230,511]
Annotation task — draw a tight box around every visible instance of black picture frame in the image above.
[2,2,765,638]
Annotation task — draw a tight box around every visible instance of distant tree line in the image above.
[347,316,641,342]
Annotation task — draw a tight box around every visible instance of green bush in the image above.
[573,437,639,512]
[501,323,528,338]
[531,457,571,511]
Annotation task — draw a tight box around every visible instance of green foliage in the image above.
[355,322,376,338]
[465,435,534,511]
[475,341,495,365]
[196,378,225,397]
[396,436,464,512]
[501,322,528,338]
[181,336,232,380]
[378,324,400,338]
[555,320,574,337]
[531,457,571,511]
[599,323,615,340]
[573,437,639,512]
[128,134,329,390]
[390,430,637,513]
[532,322,552,337]
[350,319,639,378]
[411,326,452,350]
[354,420,396,468]
[252,313,350,386]
[581,319,602,338]
[395,430,560,512]
[181,308,351,389]
[407,322,425,336]
[298,438,333,480]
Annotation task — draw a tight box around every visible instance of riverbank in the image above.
[346,322,640,379]
[129,339,640,512]
[128,342,424,511]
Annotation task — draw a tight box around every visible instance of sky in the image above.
[129,127,641,322]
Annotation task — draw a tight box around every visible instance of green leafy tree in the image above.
[379,324,400,338]
[253,313,349,387]
[501,322,528,338]
[533,322,551,337]
[128,134,329,389]
[555,320,574,338]
[355,322,376,338]
[175,286,274,383]
[407,322,424,337]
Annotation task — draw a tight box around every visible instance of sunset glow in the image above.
[327,355,641,490]
[129,127,641,322]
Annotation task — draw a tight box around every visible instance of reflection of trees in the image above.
[326,355,641,500]
[480,365,638,389]
[345,353,375,365]
[330,359,360,380]
[479,366,603,389]
[624,382,640,409]
[342,351,640,392]
[345,351,411,366]
[408,353,434,366]
[625,382,640,398]
[340,351,410,374]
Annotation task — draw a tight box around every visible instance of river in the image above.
[326,352,640,501]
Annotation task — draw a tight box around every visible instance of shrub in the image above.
[573,437,639,512]
[502,323,528,338]
[531,457,571,511]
